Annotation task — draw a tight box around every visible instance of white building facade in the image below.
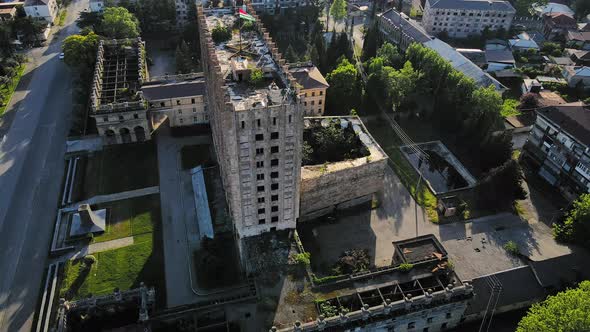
[422,0,515,38]
[24,0,57,23]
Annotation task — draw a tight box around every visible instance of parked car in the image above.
[59,52,65,60]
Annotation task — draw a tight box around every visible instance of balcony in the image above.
[575,162,590,181]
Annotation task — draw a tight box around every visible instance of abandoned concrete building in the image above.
[90,38,151,145]
[253,234,474,332]
[299,116,388,221]
[197,5,303,239]
[142,73,209,127]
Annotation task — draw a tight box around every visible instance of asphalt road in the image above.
[0,0,87,330]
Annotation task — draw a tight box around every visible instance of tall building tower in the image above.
[197,4,303,238]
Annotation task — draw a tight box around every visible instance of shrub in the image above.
[312,274,346,285]
[211,24,231,43]
[398,262,414,272]
[503,241,519,255]
[553,194,590,248]
[294,252,311,266]
[249,68,263,86]
[84,255,97,265]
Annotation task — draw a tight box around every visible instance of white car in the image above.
[59,52,65,60]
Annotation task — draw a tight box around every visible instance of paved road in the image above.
[0,1,87,330]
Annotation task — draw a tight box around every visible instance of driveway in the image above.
[0,0,87,330]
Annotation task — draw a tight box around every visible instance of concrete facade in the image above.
[421,0,515,38]
[250,0,312,15]
[142,73,209,127]
[24,0,57,23]
[89,38,151,145]
[299,117,387,220]
[197,4,303,238]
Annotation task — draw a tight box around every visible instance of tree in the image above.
[517,281,590,332]
[285,45,298,63]
[553,194,590,247]
[101,7,140,39]
[329,0,347,22]
[0,23,13,57]
[326,58,360,114]
[175,40,198,74]
[388,61,422,112]
[476,159,526,209]
[12,16,45,44]
[514,0,546,16]
[519,92,539,110]
[77,11,102,31]
[376,42,401,68]
[573,0,590,20]
[62,32,100,69]
[361,21,382,61]
[211,24,231,43]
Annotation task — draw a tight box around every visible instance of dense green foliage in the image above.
[106,0,176,31]
[573,0,590,20]
[514,0,546,16]
[248,68,264,86]
[302,120,369,165]
[62,32,100,68]
[175,40,199,74]
[326,58,361,114]
[330,0,347,21]
[553,194,590,248]
[517,281,590,332]
[294,252,311,266]
[476,159,527,210]
[101,7,140,39]
[211,24,231,43]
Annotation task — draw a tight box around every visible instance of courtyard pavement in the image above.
[300,166,574,281]
[0,0,88,330]
[156,124,211,307]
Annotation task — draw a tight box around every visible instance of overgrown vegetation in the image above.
[0,61,25,115]
[503,240,520,255]
[398,262,414,272]
[517,281,590,332]
[333,249,370,274]
[294,252,311,266]
[211,24,231,44]
[302,120,369,166]
[553,194,590,249]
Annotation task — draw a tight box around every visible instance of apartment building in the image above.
[250,0,310,14]
[197,5,303,238]
[421,0,515,38]
[142,74,209,127]
[288,63,329,116]
[523,104,590,199]
[24,0,57,23]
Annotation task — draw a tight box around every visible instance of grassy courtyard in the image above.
[364,117,439,222]
[91,194,159,243]
[74,142,159,200]
[59,195,164,302]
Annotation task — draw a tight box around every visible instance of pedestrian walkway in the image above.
[66,186,160,208]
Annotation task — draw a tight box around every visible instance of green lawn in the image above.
[92,194,159,243]
[0,64,26,116]
[59,195,164,301]
[364,117,439,222]
[76,142,159,200]
[59,233,157,300]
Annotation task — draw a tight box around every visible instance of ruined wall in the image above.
[300,156,387,221]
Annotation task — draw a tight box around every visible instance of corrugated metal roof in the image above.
[424,38,506,90]
[380,9,432,43]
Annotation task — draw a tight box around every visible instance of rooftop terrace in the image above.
[90,38,147,114]
[200,6,300,111]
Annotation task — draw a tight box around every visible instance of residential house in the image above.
[421,0,515,38]
[486,49,516,72]
[562,66,590,88]
[0,2,22,21]
[509,37,540,51]
[567,49,590,66]
[566,31,590,51]
[89,0,103,12]
[543,12,577,40]
[377,9,506,91]
[521,78,542,94]
[141,74,208,127]
[288,63,329,116]
[24,0,57,23]
[485,38,508,51]
[523,104,590,199]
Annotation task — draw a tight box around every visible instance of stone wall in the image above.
[299,117,388,221]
